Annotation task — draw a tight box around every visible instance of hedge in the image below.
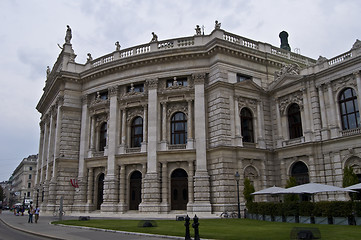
[248,201,361,217]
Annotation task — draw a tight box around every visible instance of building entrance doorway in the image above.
[97,173,104,210]
[129,171,142,210]
[171,168,188,210]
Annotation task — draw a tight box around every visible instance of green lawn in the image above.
[53,218,361,240]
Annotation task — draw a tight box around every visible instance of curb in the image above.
[0,217,65,240]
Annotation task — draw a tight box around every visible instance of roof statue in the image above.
[46,66,51,77]
[87,53,93,62]
[151,32,158,42]
[195,25,201,35]
[215,20,221,29]
[65,25,72,44]
[115,41,121,51]
[279,31,291,51]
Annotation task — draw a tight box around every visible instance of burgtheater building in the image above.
[35,23,361,215]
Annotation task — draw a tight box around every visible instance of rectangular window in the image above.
[30,167,32,171]
[29,174,32,180]
[27,192,30,197]
[28,183,31,188]
[237,73,252,82]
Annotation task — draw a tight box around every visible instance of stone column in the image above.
[327,82,339,138]
[187,100,194,149]
[160,162,169,212]
[141,104,148,152]
[36,124,45,186]
[257,100,266,148]
[275,98,283,147]
[139,78,161,212]
[354,71,361,112]
[161,102,168,150]
[118,164,127,212]
[317,84,329,140]
[191,73,211,213]
[89,116,95,157]
[102,86,119,212]
[187,160,194,210]
[301,87,312,142]
[234,98,243,146]
[119,108,127,153]
[74,95,89,208]
[86,168,94,211]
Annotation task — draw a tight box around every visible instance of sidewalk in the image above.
[0,211,183,240]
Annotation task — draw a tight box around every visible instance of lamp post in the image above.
[235,171,241,218]
[36,188,39,207]
[22,193,26,216]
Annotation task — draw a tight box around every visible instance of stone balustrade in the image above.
[328,51,352,66]
[87,29,318,69]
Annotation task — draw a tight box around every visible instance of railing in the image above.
[328,51,352,66]
[341,127,361,136]
[126,147,141,153]
[168,144,186,150]
[89,29,317,69]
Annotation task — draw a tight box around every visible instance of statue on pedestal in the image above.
[65,25,72,44]
[151,32,158,42]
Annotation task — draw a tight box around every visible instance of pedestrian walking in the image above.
[28,206,34,223]
[34,206,40,223]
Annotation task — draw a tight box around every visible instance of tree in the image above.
[343,166,359,200]
[0,185,3,202]
[243,177,255,206]
[284,176,299,202]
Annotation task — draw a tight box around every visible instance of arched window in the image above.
[131,117,143,148]
[171,112,187,145]
[241,108,254,143]
[99,122,107,151]
[288,103,303,139]
[291,161,309,185]
[339,88,360,130]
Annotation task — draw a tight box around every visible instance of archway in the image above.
[97,173,104,210]
[129,171,142,210]
[171,168,188,210]
[291,161,309,185]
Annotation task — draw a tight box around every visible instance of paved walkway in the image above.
[0,211,187,240]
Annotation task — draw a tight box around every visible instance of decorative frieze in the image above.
[146,78,158,90]
[278,91,303,115]
[333,75,357,93]
[238,97,257,112]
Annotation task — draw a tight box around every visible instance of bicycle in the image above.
[220,211,238,218]
[53,210,66,217]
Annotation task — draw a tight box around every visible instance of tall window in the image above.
[99,122,107,151]
[131,117,143,147]
[339,88,360,130]
[240,108,254,143]
[288,103,303,139]
[291,161,309,185]
[171,112,187,145]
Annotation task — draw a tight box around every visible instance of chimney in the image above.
[279,31,291,51]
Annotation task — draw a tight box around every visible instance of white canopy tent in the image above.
[251,186,285,195]
[276,183,355,194]
[345,183,361,190]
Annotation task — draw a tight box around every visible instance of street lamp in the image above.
[22,193,26,216]
[36,188,39,207]
[235,171,241,218]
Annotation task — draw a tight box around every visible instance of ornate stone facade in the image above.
[35,26,361,215]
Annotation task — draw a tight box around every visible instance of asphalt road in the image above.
[0,219,50,240]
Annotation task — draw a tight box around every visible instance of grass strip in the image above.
[53,218,361,240]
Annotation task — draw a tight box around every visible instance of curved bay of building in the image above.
[34,26,361,215]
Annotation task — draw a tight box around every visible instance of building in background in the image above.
[35,23,361,215]
[10,154,38,207]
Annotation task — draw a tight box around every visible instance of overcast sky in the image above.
[0,0,360,181]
